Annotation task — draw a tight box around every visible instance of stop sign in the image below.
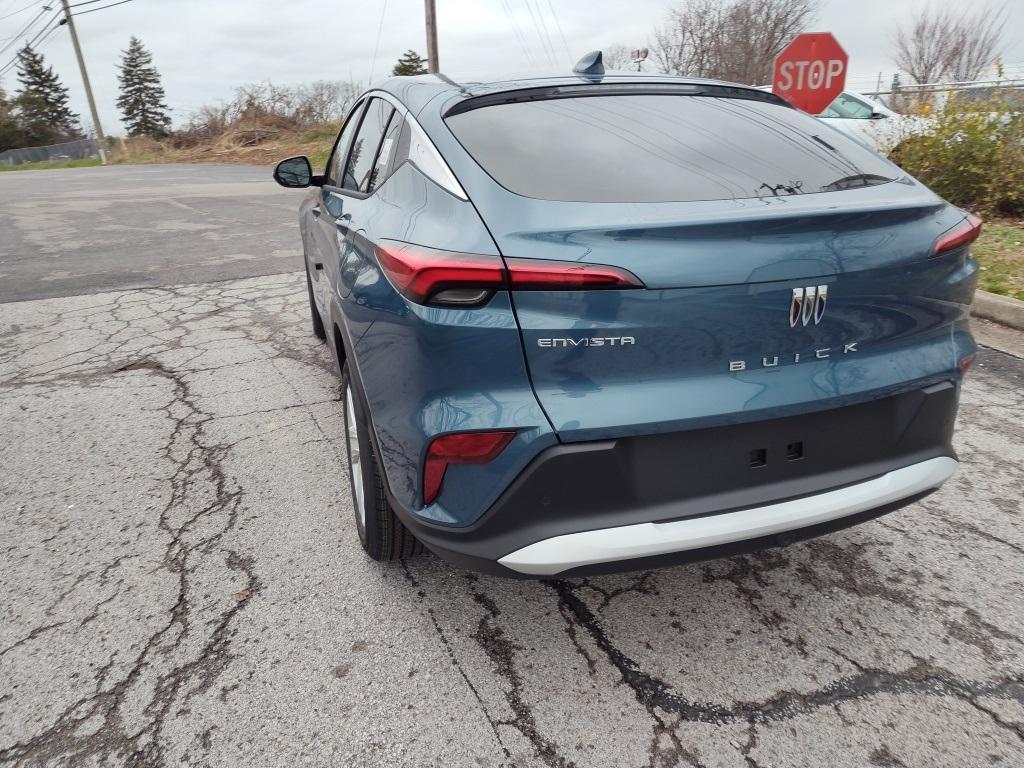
[772,33,848,115]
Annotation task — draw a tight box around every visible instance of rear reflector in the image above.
[375,241,644,306]
[423,431,516,505]
[959,352,976,376]
[932,214,983,256]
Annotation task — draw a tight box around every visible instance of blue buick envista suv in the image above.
[273,59,979,577]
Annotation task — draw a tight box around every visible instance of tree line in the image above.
[0,36,170,152]
[641,0,1007,96]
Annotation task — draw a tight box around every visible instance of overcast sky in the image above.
[0,0,1021,137]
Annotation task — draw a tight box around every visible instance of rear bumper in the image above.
[498,457,956,575]
[393,381,960,576]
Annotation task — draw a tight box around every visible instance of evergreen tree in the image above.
[0,85,22,152]
[14,45,81,144]
[392,50,428,76]
[116,37,171,137]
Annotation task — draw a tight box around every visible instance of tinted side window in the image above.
[367,114,404,193]
[326,101,364,186]
[446,95,896,203]
[344,98,394,193]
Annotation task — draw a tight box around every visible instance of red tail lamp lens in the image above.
[506,258,643,290]
[374,241,646,307]
[375,242,506,305]
[933,214,983,256]
[423,431,516,505]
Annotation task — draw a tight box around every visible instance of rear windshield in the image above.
[445,94,896,203]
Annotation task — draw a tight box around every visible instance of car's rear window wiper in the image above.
[819,174,892,192]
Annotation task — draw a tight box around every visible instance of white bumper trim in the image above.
[498,457,958,576]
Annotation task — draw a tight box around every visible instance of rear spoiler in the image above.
[443,82,793,118]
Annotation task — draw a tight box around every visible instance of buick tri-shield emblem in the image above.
[790,285,828,327]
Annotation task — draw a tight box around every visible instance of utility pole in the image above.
[424,0,439,74]
[59,0,107,164]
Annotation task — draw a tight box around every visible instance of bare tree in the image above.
[721,0,819,84]
[653,0,728,78]
[945,4,1008,81]
[894,5,959,84]
[602,45,636,71]
[893,3,1007,85]
[652,0,818,84]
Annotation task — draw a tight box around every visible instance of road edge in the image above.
[973,290,1024,331]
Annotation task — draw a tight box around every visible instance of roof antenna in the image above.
[573,50,605,79]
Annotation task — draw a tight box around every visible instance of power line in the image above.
[0,7,55,59]
[0,6,49,47]
[544,0,571,64]
[0,13,60,78]
[0,0,46,24]
[368,0,387,83]
[522,0,554,66]
[71,0,134,15]
[529,0,557,65]
[498,0,536,67]
[0,22,58,77]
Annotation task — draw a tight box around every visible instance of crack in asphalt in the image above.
[547,578,1024,735]
[0,357,259,766]
[0,622,69,660]
[469,589,578,768]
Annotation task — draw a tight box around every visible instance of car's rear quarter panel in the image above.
[335,162,556,524]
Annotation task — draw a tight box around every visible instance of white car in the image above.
[816,91,911,153]
[758,88,921,154]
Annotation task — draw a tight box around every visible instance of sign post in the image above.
[772,33,848,115]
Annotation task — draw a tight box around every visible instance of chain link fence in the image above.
[0,138,101,167]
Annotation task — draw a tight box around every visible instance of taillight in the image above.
[932,214,983,256]
[505,258,643,289]
[375,242,506,306]
[423,431,516,505]
[375,241,645,307]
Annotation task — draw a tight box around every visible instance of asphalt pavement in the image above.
[0,164,305,303]
[1,165,1023,767]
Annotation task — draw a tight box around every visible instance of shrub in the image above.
[888,85,1024,216]
[170,80,361,148]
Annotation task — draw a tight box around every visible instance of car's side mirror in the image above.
[870,111,887,120]
[273,156,321,188]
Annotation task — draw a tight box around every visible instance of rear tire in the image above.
[306,264,327,341]
[341,362,423,561]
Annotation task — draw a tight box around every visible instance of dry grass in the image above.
[112,123,337,171]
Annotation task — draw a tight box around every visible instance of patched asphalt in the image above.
[1,166,1023,767]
